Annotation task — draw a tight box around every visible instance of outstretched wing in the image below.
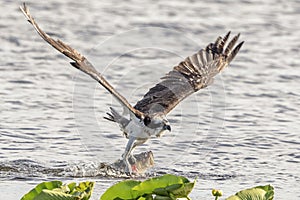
[20,3,144,119]
[134,32,244,114]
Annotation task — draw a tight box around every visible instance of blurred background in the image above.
[0,0,299,199]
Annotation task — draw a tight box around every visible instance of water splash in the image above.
[0,151,154,179]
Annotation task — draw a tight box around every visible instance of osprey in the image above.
[21,4,244,174]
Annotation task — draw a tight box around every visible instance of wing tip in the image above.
[224,32,243,56]
[227,40,244,63]
[20,2,31,22]
[224,31,231,40]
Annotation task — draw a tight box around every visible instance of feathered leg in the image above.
[127,139,147,165]
[122,136,136,174]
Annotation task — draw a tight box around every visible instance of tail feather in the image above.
[103,112,115,122]
[103,107,119,122]
[104,107,130,130]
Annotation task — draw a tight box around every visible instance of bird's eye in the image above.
[143,116,151,126]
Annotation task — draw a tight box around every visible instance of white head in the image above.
[142,112,171,137]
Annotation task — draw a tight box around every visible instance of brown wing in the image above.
[20,3,144,119]
[134,31,244,114]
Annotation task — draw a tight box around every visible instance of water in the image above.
[1,0,299,199]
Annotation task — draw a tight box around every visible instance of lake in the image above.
[0,0,299,199]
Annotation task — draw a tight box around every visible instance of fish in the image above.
[111,151,154,175]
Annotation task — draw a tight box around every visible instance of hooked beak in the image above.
[163,124,171,132]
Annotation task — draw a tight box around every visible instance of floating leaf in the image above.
[21,181,63,200]
[67,182,77,193]
[20,181,94,200]
[70,181,94,200]
[154,195,173,200]
[101,174,194,200]
[132,174,190,196]
[31,190,75,200]
[169,181,195,198]
[226,185,274,200]
[153,188,169,196]
[100,180,141,200]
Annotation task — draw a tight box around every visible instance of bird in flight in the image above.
[20,3,243,174]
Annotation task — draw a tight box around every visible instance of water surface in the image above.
[1,0,299,199]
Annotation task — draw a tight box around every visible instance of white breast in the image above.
[124,118,149,139]
[124,117,161,139]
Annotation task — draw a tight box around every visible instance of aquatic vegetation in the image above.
[20,175,274,200]
[20,181,94,200]
[101,174,195,200]
[212,189,223,200]
[225,185,274,200]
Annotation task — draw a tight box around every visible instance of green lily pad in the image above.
[21,181,63,200]
[101,174,194,200]
[20,181,94,200]
[100,180,141,200]
[226,185,274,200]
[132,174,190,196]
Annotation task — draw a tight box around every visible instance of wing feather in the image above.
[20,3,144,119]
[134,32,244,114]
[21,3,244,118]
